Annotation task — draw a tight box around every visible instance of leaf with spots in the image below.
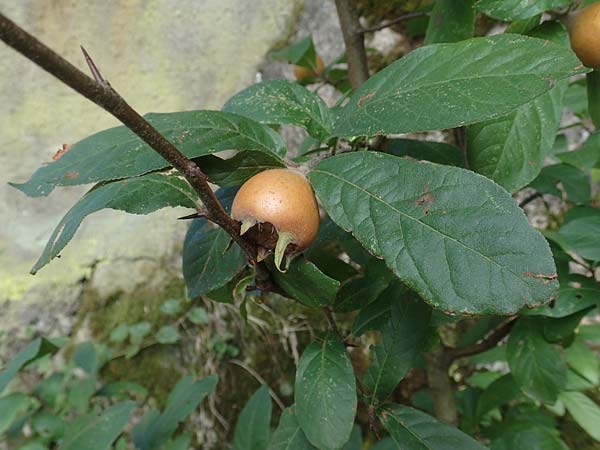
[334,34,587,137]
[32,173,198,274]
[308,152,557,315]
[11,110,285,197]
[475,0,571,21]
[295,335,357,450]
[223,80,334,141]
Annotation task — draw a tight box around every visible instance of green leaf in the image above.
[335,259,394,313]
[352,286,393,337]
[268,406,317,450]
[467,78,566,192]
[31,411,66,440]
[506,317,567,403]
[424,0,475,45]
[132,375,218,450]
[523,276,599,318]
[529,163,591,204]
[565,337,599,385]
[0,338,58,394]
[58,401,135,450]
[370,438,395,450]
[233,385,272,450]
[559,391,600,441]
[31,172,198,274]
[271,36,317,68]
[73,341,98,375]
[128,321,152,346]
[270,258,340,308]
[0,393,33,434]
[543,307,593,342]
[295,336,357,450]
[110,324,129,343]
[223,80,334,140]
[475,0,571,20]
[183,220,246,298]
[186,307,210,325]
[165,433,191,450]
[309,152,558,315]
[379,404,489,450]
[11,110,285,197]
[384,138,464,167]
[558,215,600,260]
[364,290,431,405]
[476,374,521,418]
[556,133,600,171]
[160,298,182,315]
[156,326,180,344]
[67,377,97,414]
[334,34,587,137]
[197,151,286,187]
[490,425,570,450]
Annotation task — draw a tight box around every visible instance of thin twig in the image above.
[323,307,343,341]
[448,317,517,360]
[360,11,428,34]
[334,0,369,89]
[519,191,543,209]
[229,359,286,411]
[0,13,258,262]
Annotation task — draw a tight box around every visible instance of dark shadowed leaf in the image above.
[424,0,475,44]
[364,289,431,405]
[558,215,600,260]
[268,406,317,450]
[475,0,571,20]
[132,375,218,450]
[270,258,340,308]
[476,374,521,418]
[32,173,198,274]
[334,34,587,136]
[223,80,334,140]
[384,138,464,167]
[529,163,591,205]
[233,385,272,450]
[197,151,286,187]
[11,110,285,197]
[295,336,357,450]
[490,425,570,450]
[560,391,600,441]
[335,258,394,313]
[309,152,558,315]
[379,404,489,450]
[556,133,600,171]
[506,317,567,403]
[271,36,317,68]
[58,401,135,450]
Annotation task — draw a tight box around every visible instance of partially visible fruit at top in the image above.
[568,2,600,69]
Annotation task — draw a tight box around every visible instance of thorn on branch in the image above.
[80,45,111,89]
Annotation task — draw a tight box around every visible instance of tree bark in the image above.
[334,0,369,89]
[425,348,458,425]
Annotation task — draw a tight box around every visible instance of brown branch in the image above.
[0,13,256,261]
[448,317,517,361]
[359,11,428,34]
[334,0,369,89]
[424,348,457,425]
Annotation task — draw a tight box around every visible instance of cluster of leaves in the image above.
[0,336,218,450]
[6,0,600,449]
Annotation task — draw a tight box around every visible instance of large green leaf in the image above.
[490,425,570,450]
[334,34,587,137]
[529,163,591,205]
[476,374,521,418]
[308,152,558,315]
[268,407,317,450]
[132,375,218,450]
[523,276,599,318]
[223,80,334,140]
[424,0,475,45]
[556,133,600,171]
[379,404,489,450]
[233,385,272,450]
[363,289,431,405]
[0,338,59,394]
[335,259,394,313]
[468,80,566,192]
[467,22,568,192]
[32,173,197,274]
[565,336,599,385]
[58,401,135,450]
[11,110,285,197]
[475,0,571,20]
[295,336,357,450]
[270,258,340,308]
[559,391,600,441]
[506,317,567,403]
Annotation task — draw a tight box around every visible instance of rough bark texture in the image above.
[334,0,369,89]
[425,348,458,425]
